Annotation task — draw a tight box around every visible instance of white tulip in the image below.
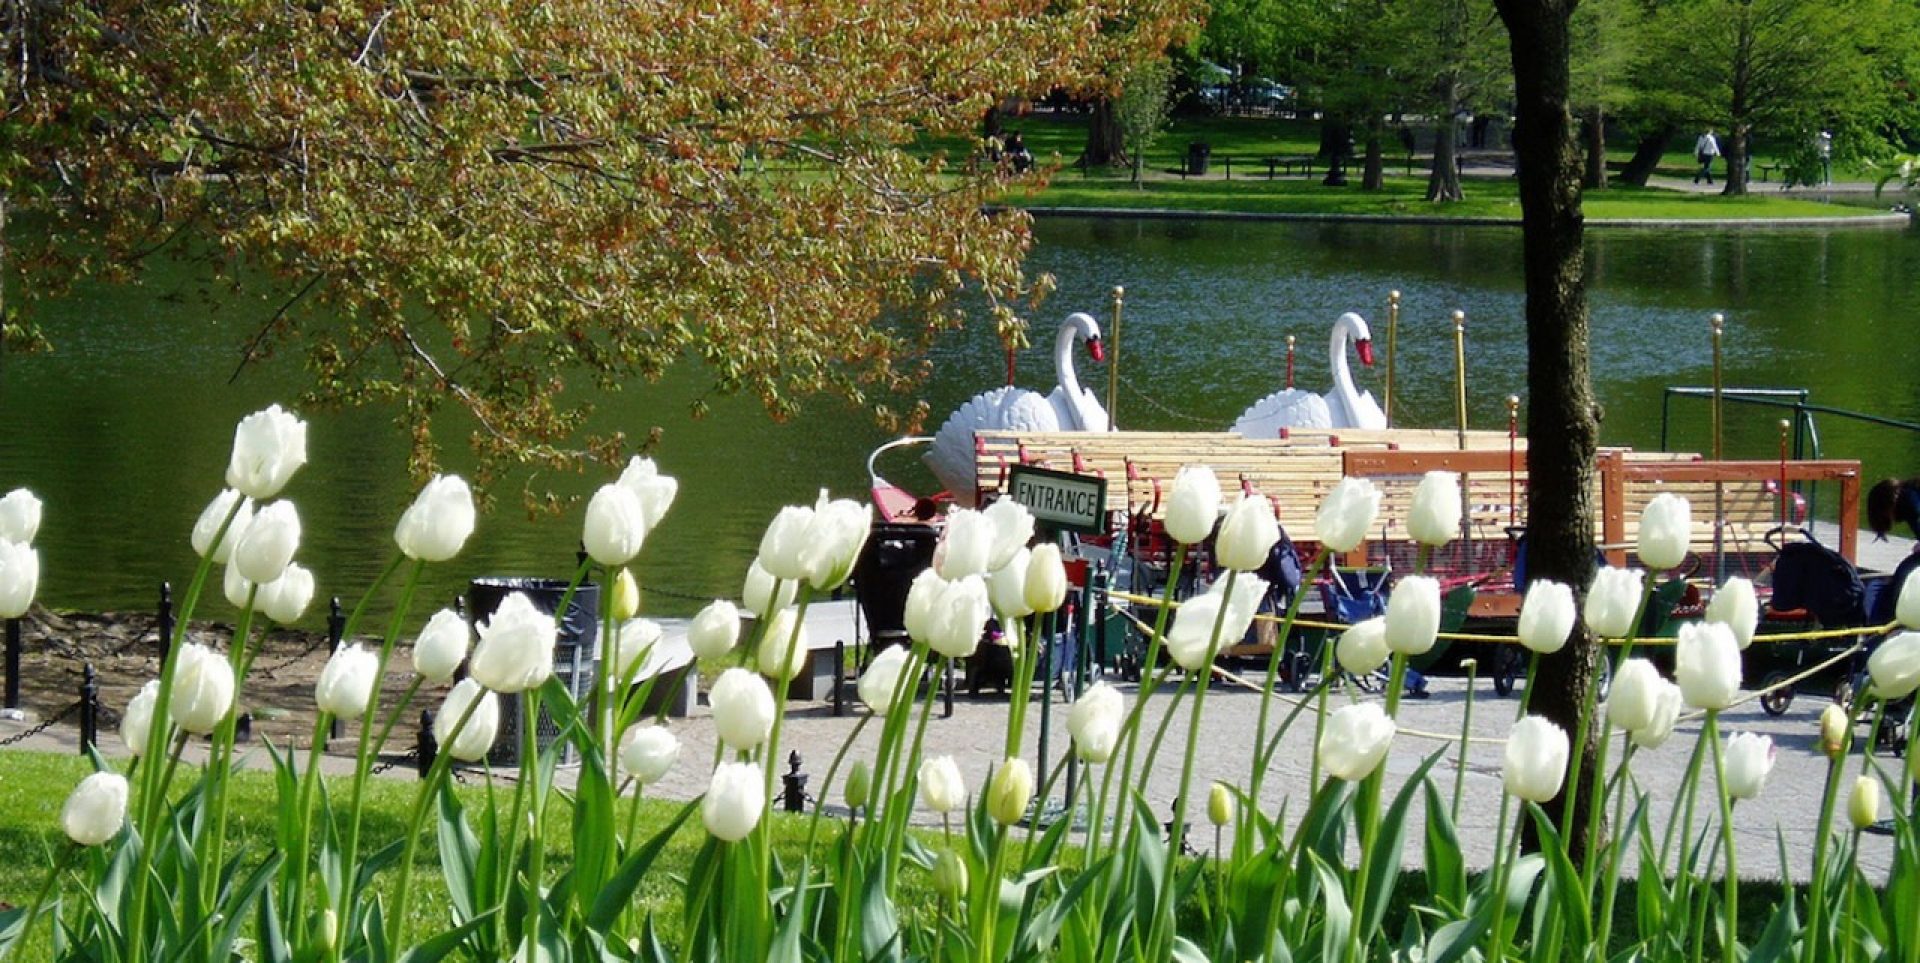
[989,547,1035,618]
[1318,703,1396,781]
[1868,631,1920,699]
[619,725,681,785]
[61,772,129,846]
[758,505,816,581]
[910,573,989,660]
[1336,617,1390,676]
[918,755,967,813]
[1630,680,1685,749]
[1584,567,1644,639]
[903,569,942,645]
[256,563,315,623]
[608,618,664,680]
[0,539,38,619]
[1024,543,1069,615]
[982,499,1035,572]
[610,569,642,621]
[1166,574,1267,671]
[119,680,159,757]
[988,758,1035,826]
[844,759,873,810]
[1849,775,1881,829]
[1208,783,1236,827]
[1723,731,1775,801]
[393,474,477,563]
[225,404,308,500]
[0,488,41,544]
[468,592,557,694]
[190,489,254,564]
[803,491,871,591]
[742,558,797,620]
[169,642,235,735]
[616,457,679,534]
[933,849,969,899]
[223,562,255,610]
[410,609,470,683]
[1066,682,1124,763]
[1384,575,1441,656]
[757,607,811,682]
[1897,568,1920,630]
[1216,494,1281,572]
[1407,471,1463,547]
[314,643,380,721]
[1607,658,1663,732]
[1637,493,1692,571]
[1503,716,1570,802]
[583,483,648,567]
[1674,621,1742,710]
[1315,477,1382,554]
[709,667,776,750]
[232,500,301,585]
[934,509,995,580]
[688,600,742,661]
[703,761,765,842]
[434,678,500,761]
[1517,580,1576,654]
[858,645,914,716]
[1820,703,1850,757]
[1704,577,1759,650]
[1164,465,1223,546]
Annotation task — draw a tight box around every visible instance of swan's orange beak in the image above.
[1354,338,1375,367]
[1087,337,1106,363]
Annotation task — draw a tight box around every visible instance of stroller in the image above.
[1755,526,1874,718]
[1303,565,1429,698]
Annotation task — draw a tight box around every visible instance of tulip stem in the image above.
[1452,660,1478,824]
[1805,693,1861,963]
[1002,614,1036,760]
[758,590,810,946]
[1705,713,1738,963]
[1154,643,1218,958]
[202,588,261,913]
[1246,551,1329,812]
[1593,738,1638,957]
[1516,650,1541,720]
[389,691,485,952]
[1114,543,1188,824]
[1486,790,1518,963]
[801,715,870,858]
[286,710,334,946]
[2,843,75,963]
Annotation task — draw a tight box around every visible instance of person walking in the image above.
[1816,130,1834,185]
[1694,128,1721,185]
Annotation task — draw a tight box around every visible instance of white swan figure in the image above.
[925,312,1110,507]
[1231,311,1386,437]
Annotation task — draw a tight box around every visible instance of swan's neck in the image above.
[1055,326,1087,430]
[1328,322,1363,414]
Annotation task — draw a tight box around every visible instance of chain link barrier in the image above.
[0,700,82,748]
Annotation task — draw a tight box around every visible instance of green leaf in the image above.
[1422,781,1466,911]
[586,798,699,930]
[435,781,481,922]
[1357,750,1444,942]
[396,908,498,963]
[1524,804,1592,949]
[1307,850,1352,963]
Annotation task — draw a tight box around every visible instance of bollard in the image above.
[781,750,809,813]
[236,712,253,744]
[79,663,99,755]
[3,617,19,710]
[942,653,954,719]
[327,596,345,742]
[157,581,174,656]
[417,710,438,778]
[832,640,846,718]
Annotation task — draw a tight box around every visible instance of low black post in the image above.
[157,581,174,656]
[832,640,846,718]
[942,653,955,719]
[236,712,253,744]
[3,617,19,710]
[1036,612,1054,793]
[79,663,99,755]
[781,750,809,813]
[327,597,345,742]
[417,709,438,778]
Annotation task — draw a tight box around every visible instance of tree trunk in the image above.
[1582,105,1608,190]
[1320,118,1353,186]
[982,104,1003,139]
[1618,125,1673,186]
[1363,133,1385,190]
[1427,119,1463,201]
[1079,98,1127,169]
[1493,0,1601,859]
[1721,125,1751,196]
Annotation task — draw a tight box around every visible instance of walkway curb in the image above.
[1015,206,1914,230]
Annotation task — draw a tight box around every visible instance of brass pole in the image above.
[1710,313,1725,460]
[1453,310,1468,450]
[1778,419,1792,527]
[1286,334,1297,389]
[1507,395,1521,528]
[1107,286,1125,428]
[1711,313,1726,580]
[1385,290,1402,426]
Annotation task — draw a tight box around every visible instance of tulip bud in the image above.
[1584,567,1644,639]
[608,618,664,681]
[1319,703,1396,781]
[1407,471,1463,547]
[1820,703,1850,757]
[1217,494,1281,572]
[318,910,338,954]
[617,456,679,534]
[169,642,236,735]
[1723,731,1775,801]
[191,489,253,564]
[710,668,776,750]
[1607,658,1664,733]
[256,563,315,624]
[688,599,741,661]
[1704,577,1759,650]
[702,761,766,842]
[469,592,557,694]
[610,569,641,621]
[1867,631,1920,699]
[1384,575,1441,656]
[410,609,469,683]
[1630,680,1684,750]
[932,849,969,900]
[1208,783,1236,827]
[934,509,994,580]
[927,575,991,660]
[434,678,500,761]
[1848,775,1880,829]
[803,492,871,591]
[620,725,681,785]
[1315,477,1382,554]
[1517,580,1576,654]
[858,645,914,716]
[742,558,797,620]
[393,475,476,563]
[225,404,308,500]
[988,758,1034,826]
[0,539,38,619]
[232,500,301,586]
[1024,543,1069,615]
[1636,493,1691,571]
[1066,682,1124,763]
[757,607,811,682]
[0,488,42,544]
[1164,465,1223,546]
[584,484,648,567]
[61,772,129,846]
[982,499,1035,572]
[1898,568,1920,630]
[844,758,873,810]
[918,755,967,813]
[1503,716,1570,802]
[1675,621,1742,710]
[1335,617,1390,676]
[989,547,1035,618]
[315,643,380,721]
[1167,575,1267,671]
[758,506,815,581]
[120,680,159,756]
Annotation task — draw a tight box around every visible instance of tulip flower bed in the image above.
[2,412,1919,962]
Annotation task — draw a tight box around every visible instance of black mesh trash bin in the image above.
[1187,142,1212,176]
[467,577,600,766]
[852,523,938,657]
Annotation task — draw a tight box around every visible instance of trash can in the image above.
[466,577,600,766]
[852,523,938,656]
[1186,142,1212,176]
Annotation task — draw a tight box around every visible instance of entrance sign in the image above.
[1005,465,1108,534]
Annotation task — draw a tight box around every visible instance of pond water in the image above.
[4,216,1917,622]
